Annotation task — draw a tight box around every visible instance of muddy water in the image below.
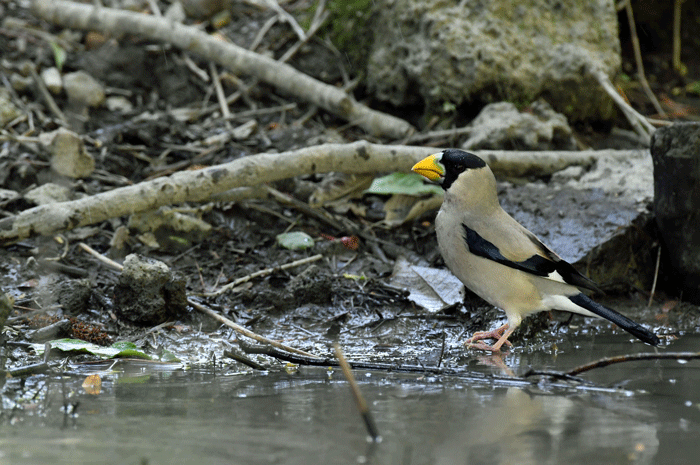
[1,335,699,465]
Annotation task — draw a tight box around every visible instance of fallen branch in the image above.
[334,343,380,442]
[0,141,646,243]
[590,66,655,145]
[203,253,323,297]
[30,0,413,139]
[524,350,699,378]
[237,340,629,393]
[188,298,319,358]
[565,351,699,377]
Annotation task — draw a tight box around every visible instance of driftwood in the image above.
[30,0,413,139]
[0,141,645,244]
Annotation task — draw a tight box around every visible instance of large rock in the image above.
[114,254,188,325]
[462,101,576,151]
[500,149,656,293]
[364,0,619,121]
[650,123,700,304]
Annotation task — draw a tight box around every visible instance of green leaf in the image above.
[32,339,151,360]
[159,349,181,362]
[50,42,66,71]
[366,172,442,197]
[276,231,314,250]
[686,81,700,96]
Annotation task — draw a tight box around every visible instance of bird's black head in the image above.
[438,149,486,190]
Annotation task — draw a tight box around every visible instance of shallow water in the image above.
[2,334,699,465]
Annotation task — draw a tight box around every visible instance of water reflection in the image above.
[1,337,700,464]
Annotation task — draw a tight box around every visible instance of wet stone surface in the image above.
[0,0,692,380]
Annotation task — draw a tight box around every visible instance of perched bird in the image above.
[412,149,660,351]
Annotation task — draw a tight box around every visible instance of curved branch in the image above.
[566,351,699,376]
[30,0,414,139]
[0,141,641,244]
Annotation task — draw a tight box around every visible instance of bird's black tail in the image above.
[569,294,660,346]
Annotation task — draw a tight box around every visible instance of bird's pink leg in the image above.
[465,324,515,352]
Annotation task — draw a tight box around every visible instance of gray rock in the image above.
[105,96,134,113]
[651,123,700,304]
[114,254,188,325]
[462,101,576,150]
[500,149,655,293]
[24,183,71,205]
[365,0,619,121]
[54,279,92,315]
[40,67,63,94]
[0,88,22,127]
[63,70,105,108]
[46,127,95,178]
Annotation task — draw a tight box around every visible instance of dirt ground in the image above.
[0,0,697,373]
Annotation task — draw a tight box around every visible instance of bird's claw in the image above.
[464,324,513,352]
[465,340,505,352]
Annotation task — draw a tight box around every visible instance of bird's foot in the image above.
[464,324,513,352]
[466,340,508,352]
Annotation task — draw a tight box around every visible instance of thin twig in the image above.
[208,62,232,122]
[225,103,297,121]
[27,63,67,123]
[145,0,161,16]
[278,7,329,63]
[188,298,319,358]
[565,351,699,377]
[590,66,654,144]
[182,53,209,82]
[249,16,278,51]
[648,245,662,307]
[334,343,381,442]
[239,339,335,365]
[203,253,323,297]
[673,0,684,74]
[521,369,596,385]
[78,242,124,271]
[624,0,665,117]
[265,0,306,41]
[237,341,629,393]
[223,348,269,370]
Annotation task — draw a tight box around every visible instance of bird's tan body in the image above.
[436,203,597,329]
[412,149,659,351]
[435,161,591,327]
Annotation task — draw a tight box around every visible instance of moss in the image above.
[320,0,376,70]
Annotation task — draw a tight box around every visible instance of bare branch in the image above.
[30,0,414,138]
[0,141,645,244]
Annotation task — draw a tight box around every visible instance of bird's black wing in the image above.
[463,224,602,293]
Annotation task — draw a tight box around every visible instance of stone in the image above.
[113,254,187,325]
[462,101,576,150]
[46,127,95,178]
[650,123,700,304]
[105,96,134,113]
[40,67,63,94]
[24,183,71,205]
[63,70,105,107]
[53,279,92,315]
[364,0,619,121]
[0,88,21,127]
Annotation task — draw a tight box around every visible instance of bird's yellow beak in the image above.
[412,153,444,182]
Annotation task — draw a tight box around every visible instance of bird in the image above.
[411,148,660,352]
